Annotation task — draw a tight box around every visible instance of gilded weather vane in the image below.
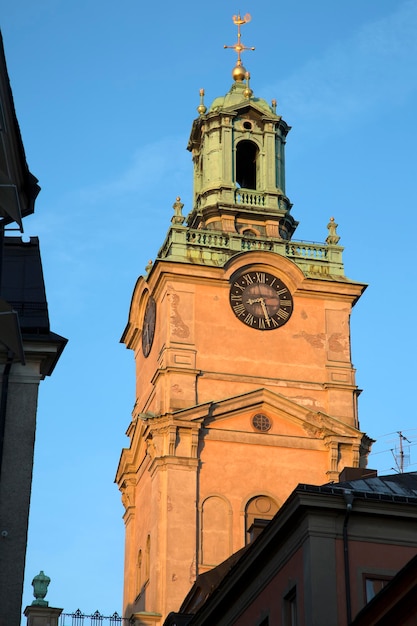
[224,13,255,68]
[197,12,255,113]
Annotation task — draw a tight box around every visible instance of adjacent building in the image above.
[167,472,417,626]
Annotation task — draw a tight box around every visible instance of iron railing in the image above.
[59,610,131,625]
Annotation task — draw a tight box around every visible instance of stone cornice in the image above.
[148,455,199,478]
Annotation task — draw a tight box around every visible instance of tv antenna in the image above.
[391,431,411,473]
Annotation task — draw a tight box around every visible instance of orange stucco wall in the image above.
[117,251,367,623]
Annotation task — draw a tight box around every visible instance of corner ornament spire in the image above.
[224,13,255,82]
[326,217,341,245]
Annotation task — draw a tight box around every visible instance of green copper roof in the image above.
[209,81,274,115]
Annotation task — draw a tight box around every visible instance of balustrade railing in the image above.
[285,242,328,260]
[176,229,333,259]
[160,224,340,272]
[235,189,266,206]
[186,231,230,247]
[241,238,274,252]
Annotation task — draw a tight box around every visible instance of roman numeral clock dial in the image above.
[229,270,293,330]
[142,295,156,357]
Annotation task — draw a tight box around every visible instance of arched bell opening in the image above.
[236,140,259,190]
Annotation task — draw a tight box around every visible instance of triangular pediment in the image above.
[220,100,277,121]
[175,387,364,442]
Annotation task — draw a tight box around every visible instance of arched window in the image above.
[201,496,231,566]
[236,140,259,190]
[241,228,258,238]
[245,495,279,544]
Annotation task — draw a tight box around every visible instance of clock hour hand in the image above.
[246,297,271,326]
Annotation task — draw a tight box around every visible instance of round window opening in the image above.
[243,121,252,130]
[252,413,272,432]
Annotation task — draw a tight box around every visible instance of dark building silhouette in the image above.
[0,31,66,626]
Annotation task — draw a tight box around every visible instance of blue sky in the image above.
[2,0,417,619]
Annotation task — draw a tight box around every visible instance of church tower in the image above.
[116,15,371,625]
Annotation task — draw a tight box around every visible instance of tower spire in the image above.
[224,13,255,82]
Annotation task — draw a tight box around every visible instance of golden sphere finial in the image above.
[243,71,253,98]
[197,88,207,116]
[232,62,246,82]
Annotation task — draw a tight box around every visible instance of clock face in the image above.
[229,270,293,330]
[142,296,156,357]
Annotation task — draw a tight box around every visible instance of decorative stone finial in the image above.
[171,196,185,225]
[31,571,50,606]
[271,99,277,114]
[326,217,340,245]
[197,89,207,116]
[224,13,255,82]
[145,259,153,274]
